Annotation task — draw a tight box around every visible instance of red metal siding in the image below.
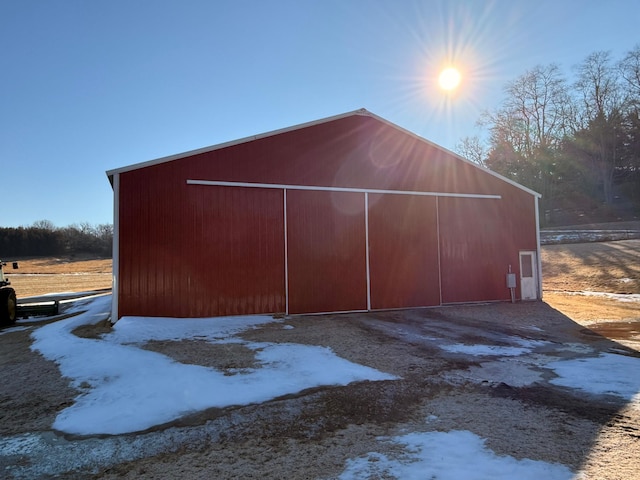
[286,190,367,314]
[180,115,508,196]
[115,113,539,319]
[119,172,285,317]
[119,168,185,318]
[183,185,286,316]
[439,191,537,304]
[368,194,440,309]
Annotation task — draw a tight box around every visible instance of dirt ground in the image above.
[1,241,639,479]
[542,239,640,324]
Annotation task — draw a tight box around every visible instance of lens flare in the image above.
[438,67,462,91]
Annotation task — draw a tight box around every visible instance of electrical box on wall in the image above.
[506,273,517,289]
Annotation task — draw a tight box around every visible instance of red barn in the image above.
[107,109,541,320]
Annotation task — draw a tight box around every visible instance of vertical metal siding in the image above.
[119,169,285,317]
[116,114,539,319]
[185,185,286,317]
[184,115,506,195]
[439,193,536,304]
[119,168,175,318]
[286,190,367,314]
[368,194,440,308]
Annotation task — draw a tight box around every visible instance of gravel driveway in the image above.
[1,300,638,479]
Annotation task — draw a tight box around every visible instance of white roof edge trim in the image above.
[106,107,541,199]
[187,180,502,200]
[105,108,371,179]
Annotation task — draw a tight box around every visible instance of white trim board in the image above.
[186,179,502,200]
[283,189,289,316]
[364,192,372,311]
[436,196,443,306]
[111,173,120,323]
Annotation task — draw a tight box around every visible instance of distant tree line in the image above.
[0,220,113,258]
[456,44,640,226]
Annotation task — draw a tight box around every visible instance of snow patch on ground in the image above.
[441,338,548,357]
[548,353,640,400]
[30,295,397,435]
[441,344,529,356]
[339,430,575,480]
[0,325,31,335]
[556,343,596,354]
[5,292,639,478]
[0,428,196,479]
[558,291,640,302]
[541,229,640,245]
[106,314,277,344]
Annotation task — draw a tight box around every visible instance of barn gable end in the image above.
[108,109,541,319]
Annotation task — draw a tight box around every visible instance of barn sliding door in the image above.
[368,194,440,309]
[286,190,368,314]
[183,185,286,317]
[438,196,512,303]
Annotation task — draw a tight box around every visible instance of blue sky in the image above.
[1,0,638,228]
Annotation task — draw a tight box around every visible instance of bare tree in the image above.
[618,45,640,200]
[572,51,625,204]
[464,46,640,223]
[480,64,571,215]
[619,44,640,98]
[31,219,56,231]
[455,136,489,167]
[484,64,570,159]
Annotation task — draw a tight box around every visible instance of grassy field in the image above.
[6,256,112,298]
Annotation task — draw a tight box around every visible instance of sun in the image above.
[438,67,461,91]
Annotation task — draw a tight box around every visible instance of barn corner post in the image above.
[111,172,120,323]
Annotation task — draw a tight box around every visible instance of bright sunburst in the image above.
[438,67,462,91]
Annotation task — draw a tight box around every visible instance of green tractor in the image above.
[0,260,18,326]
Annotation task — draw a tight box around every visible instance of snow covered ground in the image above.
[339,429,575,480]
[2,295,639,479]
[441,337,549,357]
[29,296,396,435]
